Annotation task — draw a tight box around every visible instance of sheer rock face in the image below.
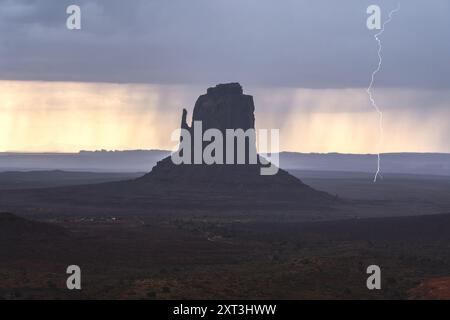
[190,83,255,132]
[180,83,257,164]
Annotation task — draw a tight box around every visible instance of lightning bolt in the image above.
[367,4,400,182]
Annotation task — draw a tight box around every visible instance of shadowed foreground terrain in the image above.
[2,210,450,299]
[1,169,450,299]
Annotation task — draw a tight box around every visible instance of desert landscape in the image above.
[1,84,450,300]
[1,170,450,299]
[1,1,450,303]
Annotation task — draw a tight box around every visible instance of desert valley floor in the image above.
[1,169,450,299]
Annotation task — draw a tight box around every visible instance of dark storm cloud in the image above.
[0,0,449,89]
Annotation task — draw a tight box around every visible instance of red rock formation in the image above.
[137,83,336,206]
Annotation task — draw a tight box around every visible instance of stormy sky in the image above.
[0,0,449,88]
[0,0,449,153]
